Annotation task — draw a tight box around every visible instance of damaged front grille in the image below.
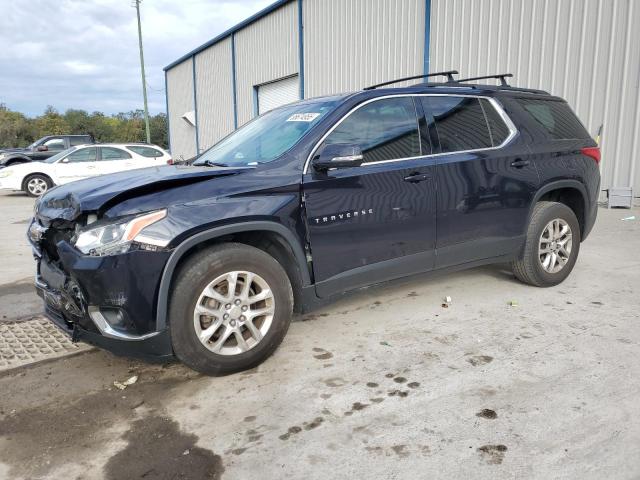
[32,216,88,325]
[34,219,76,262]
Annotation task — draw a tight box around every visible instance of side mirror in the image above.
[313,144,363,171]
[36,145,48,152]
[60,157,69,163]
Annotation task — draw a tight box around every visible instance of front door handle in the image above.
[510,159,530,168]
[403,173,431,183]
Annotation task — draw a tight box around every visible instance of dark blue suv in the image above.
[30,72,600,374]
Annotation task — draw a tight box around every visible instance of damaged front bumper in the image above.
[33,236,175,361]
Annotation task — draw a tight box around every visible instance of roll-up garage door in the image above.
[257,75,299,115]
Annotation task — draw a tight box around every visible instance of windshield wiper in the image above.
[201,160,230,167]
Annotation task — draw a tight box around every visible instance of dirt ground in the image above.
[0,189,639,479]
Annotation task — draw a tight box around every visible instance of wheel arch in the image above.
[5,154,31,166]
[530,180,589,237]
[155,221,310,330]
[21,172,53,191]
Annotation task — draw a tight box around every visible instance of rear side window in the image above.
[322,97,421,163]
[127,146,164,158]
[422,97,492,153]
[100,147,132,160]
[69,136,90,146]
[516,98,590,140]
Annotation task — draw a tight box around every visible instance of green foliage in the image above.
[0,104,168,149]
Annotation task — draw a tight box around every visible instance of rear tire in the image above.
[24,174,52,197]
[169,243,293,375]
[512,201,581,287]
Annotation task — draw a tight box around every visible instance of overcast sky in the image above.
[0,0,272,116]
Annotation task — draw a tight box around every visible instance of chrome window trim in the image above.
[303,93,518,174]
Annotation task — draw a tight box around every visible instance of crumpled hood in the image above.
[36,164,250,222]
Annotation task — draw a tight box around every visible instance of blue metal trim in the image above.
[231,33,238,129]
[164,0,293,71]
[164,70,171,152]
[191,55,200,154]
[253,85,260,117]
[297,0,304,99]
[424,0,431,74]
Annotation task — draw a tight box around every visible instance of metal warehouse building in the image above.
[165,0,640,195]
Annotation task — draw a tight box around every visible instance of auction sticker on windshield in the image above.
[286,113,321,122]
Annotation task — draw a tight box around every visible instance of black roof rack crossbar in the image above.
[456,73,513,87]
[363,70,459,90]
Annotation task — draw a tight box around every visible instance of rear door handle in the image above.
[510,159,530,168]
[403,173,431,183]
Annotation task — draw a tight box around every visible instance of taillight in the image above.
[167,158,174,165]
[581,147,600,165]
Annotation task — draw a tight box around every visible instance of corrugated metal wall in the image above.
[194,38,235,152]
[234,1,299,126]
[430,0,640,194]
[303,0,426,97]
[166,57,196,160]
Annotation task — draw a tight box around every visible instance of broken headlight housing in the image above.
[73,209,168,256]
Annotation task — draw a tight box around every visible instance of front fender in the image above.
[154,221,310,330]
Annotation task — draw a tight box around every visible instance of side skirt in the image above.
[300,250,520,313]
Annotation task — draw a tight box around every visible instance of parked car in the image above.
[29,72,600,375]
[0,135,94,167]
[0,143,171,197]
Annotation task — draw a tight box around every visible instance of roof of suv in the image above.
[327,82,563,109]
[341,71,557,101]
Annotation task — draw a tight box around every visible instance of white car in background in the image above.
[0,143,171,197]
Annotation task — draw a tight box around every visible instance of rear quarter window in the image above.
[516,98,590,140]
[127,146,164,158]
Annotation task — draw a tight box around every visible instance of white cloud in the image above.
[63,61,101,75]
[0,0,273,116]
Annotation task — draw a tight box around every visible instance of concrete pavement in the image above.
[0,201,638,479]
[0,191,42,322]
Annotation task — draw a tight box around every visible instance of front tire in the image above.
[169,243,294,375]
[24,174,52,197]
[512,201,581,287]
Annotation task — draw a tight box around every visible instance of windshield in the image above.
[194,100,339,167]
[44,147,76,163]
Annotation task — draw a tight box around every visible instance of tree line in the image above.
[0,104,168,149]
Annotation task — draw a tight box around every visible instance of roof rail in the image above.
[456,73,513,87]
[363,70,459,90]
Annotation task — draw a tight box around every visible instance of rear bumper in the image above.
[582,179,600,241]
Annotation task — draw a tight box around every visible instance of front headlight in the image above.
[74,209,167,256]
[0,169,13,178]
[0,153,7,161]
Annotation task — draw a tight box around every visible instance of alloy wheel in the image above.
[538,218,573,274]
[27,177,48,196]
[193,271,275,355]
